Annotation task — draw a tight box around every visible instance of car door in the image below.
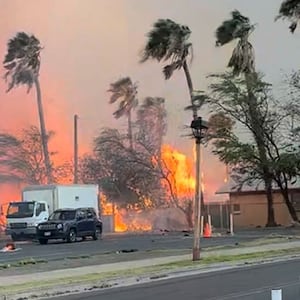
[86,209,96,234]
[75,209,88,236]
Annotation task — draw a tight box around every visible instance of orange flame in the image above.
[161,144,195,200]
[100,145,218,232]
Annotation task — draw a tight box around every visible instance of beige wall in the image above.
[230,193,292,228]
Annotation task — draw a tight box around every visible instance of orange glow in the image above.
[100,144,219,232]
[114,208,152,232]
[201,171,205,193]
[100,193,152,232]
[100,193,113,215]
[161,144,195,200]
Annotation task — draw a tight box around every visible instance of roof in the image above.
[23,184,98,192]
[216,177,300,195]
[54,207,96,211]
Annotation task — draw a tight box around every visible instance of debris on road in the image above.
[0,242,21,252]
[116,249,138,254]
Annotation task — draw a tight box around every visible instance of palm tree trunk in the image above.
[183,61,197,119]
[127,110,133,150]
[34,76,53,184]
[183,59,204,258]
[183,60,205,207]
[245,73,276,227]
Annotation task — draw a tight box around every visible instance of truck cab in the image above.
[4,184,99,241]
[6,201,49,240]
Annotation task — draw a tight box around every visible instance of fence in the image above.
[204,202,230,230]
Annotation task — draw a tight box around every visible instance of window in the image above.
[7,202,35,218]
[86,209,96,219]
[76,210,86,219]
[49,210,76,221]
[36,203,46,216]
[233,204,241,215]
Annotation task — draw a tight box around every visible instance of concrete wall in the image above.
[230,192,292,228]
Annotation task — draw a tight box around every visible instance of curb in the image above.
[2,252,300,300]
[1,240,300,286]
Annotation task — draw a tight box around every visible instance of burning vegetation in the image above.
[99,144,199,232]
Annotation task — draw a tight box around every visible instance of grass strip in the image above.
[1,247,300,296]
[0,258,47,269]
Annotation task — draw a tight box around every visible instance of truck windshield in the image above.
[7,202,35,218]
[49,211,76,221]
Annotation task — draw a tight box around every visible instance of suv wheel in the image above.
[39,239,48,245]
[92,227,101,240]
[67,229,77,243]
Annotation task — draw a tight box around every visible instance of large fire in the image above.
[161,144,195,200]
[101,144,200,232]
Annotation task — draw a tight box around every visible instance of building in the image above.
[216,179,300,228]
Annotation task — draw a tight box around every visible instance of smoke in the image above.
[0,0,231,208]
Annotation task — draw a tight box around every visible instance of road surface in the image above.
[50,258,300,300]
[0,229,291,263]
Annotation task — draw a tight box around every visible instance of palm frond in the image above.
[3,32,41,92]
[108,76,138,120]
[215,10,252,46]
[163,60,182,79]
[141,19,192,75]
[228,40,255,75]
[275,0,300,33]
[113,106,127,119]
[108,77,132,92]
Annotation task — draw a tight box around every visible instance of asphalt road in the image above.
[51,258,300,300]
[0,228,299,263]
[0,232,239,263]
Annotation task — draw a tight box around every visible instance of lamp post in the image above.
[191,116,208,261]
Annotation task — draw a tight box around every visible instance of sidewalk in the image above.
[1,239,299,287]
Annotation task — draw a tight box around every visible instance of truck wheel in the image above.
[92,227,101,240]
[67,229,76,243]
[39,239,48,245]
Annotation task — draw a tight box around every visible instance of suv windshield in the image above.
[6,202,35,218]
[49,210,76,221]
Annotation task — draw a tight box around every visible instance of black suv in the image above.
[36,207,102,244]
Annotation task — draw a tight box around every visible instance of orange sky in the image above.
[0,0,295,202]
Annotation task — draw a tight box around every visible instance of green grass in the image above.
[0,258,47,269]
[1,247,300,296]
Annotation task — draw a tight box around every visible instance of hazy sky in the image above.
[0,0,299,199]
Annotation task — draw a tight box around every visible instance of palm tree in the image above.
[3,32,52,183]
[108,77,138,150]
[141,19,204,119]
[215,11,276,227]
[276,0,300,33]
[136,97,167,157]
[141,19,206,260]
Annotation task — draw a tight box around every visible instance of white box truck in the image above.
[5,184,99,240]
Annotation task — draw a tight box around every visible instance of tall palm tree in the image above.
[141,19,206,260]
[108,77,138,150]
[141,19,203,119]
[3,32,52,183]
[136,97,167,157]
[276,0,300,33]
[215,11,276,227]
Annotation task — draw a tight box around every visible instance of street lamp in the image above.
[190,116,208,261]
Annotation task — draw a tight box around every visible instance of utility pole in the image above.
[191,117,208,261]
[193,139,201,260]
[73,114,79,184]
